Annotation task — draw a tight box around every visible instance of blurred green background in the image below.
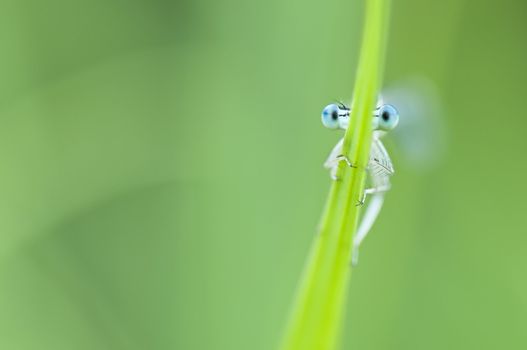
[0,0,526,349]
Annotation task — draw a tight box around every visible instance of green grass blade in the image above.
[279,0,391,349]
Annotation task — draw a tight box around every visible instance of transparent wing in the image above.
[369,137,394,181]
[383,76,447,172]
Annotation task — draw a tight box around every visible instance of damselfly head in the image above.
[321,102,399,132]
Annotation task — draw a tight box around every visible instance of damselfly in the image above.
[321,100,399,265]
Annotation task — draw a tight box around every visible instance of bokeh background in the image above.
[0,0,526,349]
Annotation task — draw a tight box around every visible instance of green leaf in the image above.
[279,1,391,349]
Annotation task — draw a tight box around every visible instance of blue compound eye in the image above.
[377,104,399,131]
[321,104,341,129]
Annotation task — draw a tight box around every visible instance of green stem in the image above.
[280,1,391,349]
